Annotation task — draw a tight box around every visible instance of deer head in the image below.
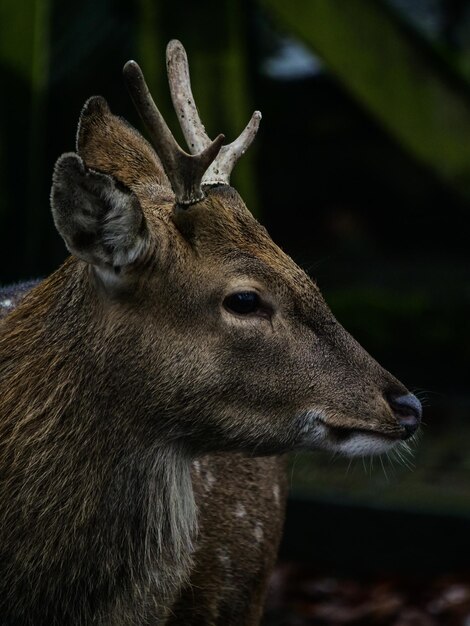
[49,40,421,459]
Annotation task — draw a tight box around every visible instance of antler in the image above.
[166,39,261,186]
[123,60,224,205]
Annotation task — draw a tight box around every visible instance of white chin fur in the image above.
[299,412,398,457]
[326,431,397,457]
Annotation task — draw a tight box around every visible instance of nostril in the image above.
[387,393,422,439]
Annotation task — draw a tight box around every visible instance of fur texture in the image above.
[0,280,287,626]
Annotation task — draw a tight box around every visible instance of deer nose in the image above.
[387,393,422,439]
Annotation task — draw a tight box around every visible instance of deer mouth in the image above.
[326,423,400,444]
[299,412,402,457]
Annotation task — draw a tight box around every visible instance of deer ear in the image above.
[77,96,170,191]
[51,153,149,270]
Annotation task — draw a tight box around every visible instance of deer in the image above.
[0,40,422,625]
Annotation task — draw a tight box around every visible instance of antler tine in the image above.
[123,60,224,205]
[203,111,262,185]
[166,40,261,186]
[166,40,211,154]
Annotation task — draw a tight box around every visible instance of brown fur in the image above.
[0,280,288,626]
[171,454,289,625]
[0,78,412,625]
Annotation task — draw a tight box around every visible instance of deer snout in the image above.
[387,393,422,440]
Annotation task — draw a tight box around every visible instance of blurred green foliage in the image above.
[264,0,470,200]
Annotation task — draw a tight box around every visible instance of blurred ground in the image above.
[264,564,470,625]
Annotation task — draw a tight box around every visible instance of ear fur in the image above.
[51,153,149,270]
[77,96,171,194]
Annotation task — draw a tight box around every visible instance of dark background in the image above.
[1,0,470,623]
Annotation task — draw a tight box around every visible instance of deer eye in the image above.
[224,291,261,315]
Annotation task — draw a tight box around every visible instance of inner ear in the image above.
[51,153,149,272]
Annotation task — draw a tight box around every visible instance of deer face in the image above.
[128,186,419,456]
[51,42,421,458]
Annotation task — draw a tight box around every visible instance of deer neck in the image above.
[0,259,197,614]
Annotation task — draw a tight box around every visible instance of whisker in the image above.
[329,450,339,464]
[385,451,398,478]
[379,455,389,482]
[290,452,300,487]
[394,445,415,471]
